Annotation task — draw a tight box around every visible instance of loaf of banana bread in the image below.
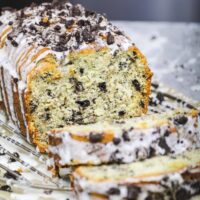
[47,109,200,169]
[0,2,152,151]
[73,149,200,200]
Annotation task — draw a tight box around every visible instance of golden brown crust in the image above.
[25,54,59,152]
[11,77,27,136]
[0,67,15,123]
[0,26,12,48]
[11,77,20,130]
[88,193,108,200]
[129,46,153,115]
[0,69,7,117]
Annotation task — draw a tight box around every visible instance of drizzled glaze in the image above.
[0,2,132,81]
[48,109,200,167]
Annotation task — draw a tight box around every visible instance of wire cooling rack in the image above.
[0,82,199,200]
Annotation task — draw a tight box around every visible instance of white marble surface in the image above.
[113,21,200,101]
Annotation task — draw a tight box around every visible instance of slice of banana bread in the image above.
[73,149,200,200]
[47,109,200,169]
[0,2,152,152]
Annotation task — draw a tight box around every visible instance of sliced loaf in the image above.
[73,149,200,200]
[47,109,200,169]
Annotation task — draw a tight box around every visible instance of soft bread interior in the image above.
[27,47,151,148]
[74,149,200,182]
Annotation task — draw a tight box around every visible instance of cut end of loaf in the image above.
[72,149,200,200]
[25,46,152,150]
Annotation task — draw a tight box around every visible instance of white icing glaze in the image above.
[73,150,200,200]
[48,110,200,166]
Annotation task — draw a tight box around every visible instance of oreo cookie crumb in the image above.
[75,81,84,92]
[151,35,157,40]
[118,111,126,116]
[79,68,84,74]
[98,82,107,92]
[44,189,53,195]
[82,29,95,43]
[29,24,37,31]
[29,101,38,113]
[176,188,191,200]
[174,116,188,125]
[65,19,74,28]
[127,186,141,200]
[158,138,171,154]
[54,25,61,31]
[156,92,165,104]
[140,101,145,108]
[107,187,120,195]
[72,5,81,16]
[113,138,121,145]
[76,100,90,108]
[0,185,12,192]
[11,40,18,47]
[107,32,115,45]
[89,133,103,143]
[122,130,130,141]
[149,97,157,107]
[8,21,13,25]
[109,150,122,164]
[132,79,141,91]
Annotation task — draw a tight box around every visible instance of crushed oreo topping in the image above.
[158,138,171,154]
[156,92,165,104]
[8,21,13,25]
[3,2,132,53]
[11,40,18,47]
[109,150,123,164]
[0,185,12,192]
[107,32,115,45]
[122,130,130,141]
[149,97,157,107]
[175,188,191,200]
[89,133,103,143]
[29,24,37,31]
[54,25,61,31]
[82,28,95,43]
[127,186,141,200]
[174,116,188,125]
[113,137,121,145]
[72,5,82,16]
[65,19,74,28]
[107,187,120,195]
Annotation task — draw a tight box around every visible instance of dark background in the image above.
[1,0,200,22]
